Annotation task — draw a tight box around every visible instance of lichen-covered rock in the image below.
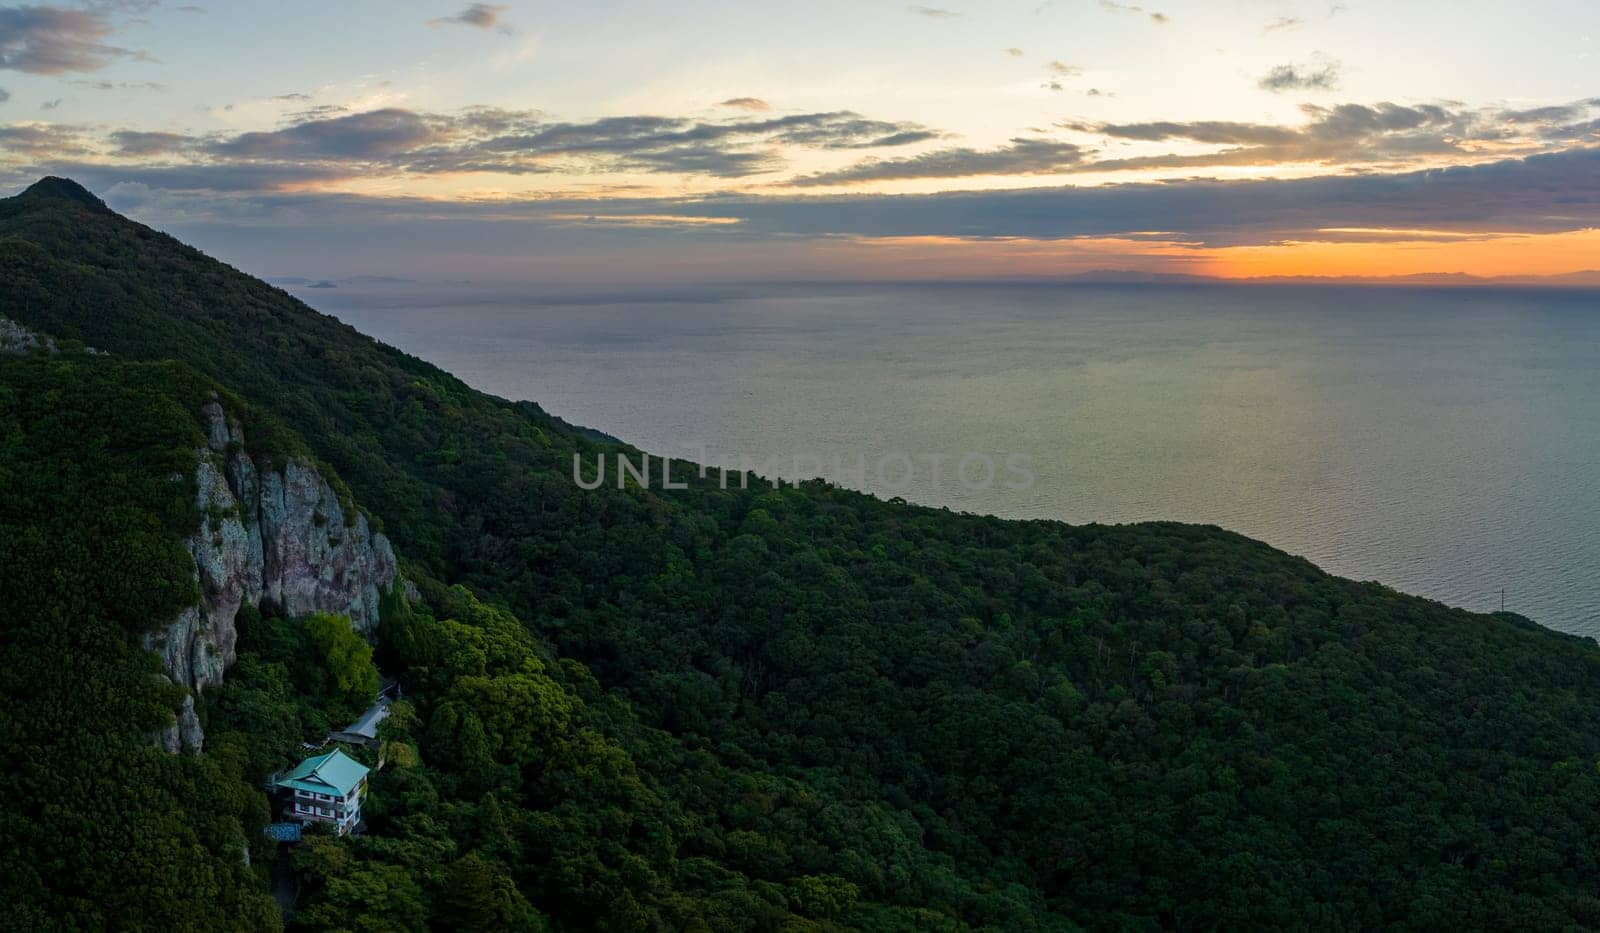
[146,399,400,750]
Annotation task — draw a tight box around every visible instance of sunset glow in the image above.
[1202,229,1600,281]
[1,0,1595,283]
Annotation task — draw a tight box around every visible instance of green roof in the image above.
[277,748,369,796]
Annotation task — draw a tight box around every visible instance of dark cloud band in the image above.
[0,5,141,74]
[29,145,1598,252]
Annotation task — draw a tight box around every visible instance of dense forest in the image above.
[7,177,1600,930]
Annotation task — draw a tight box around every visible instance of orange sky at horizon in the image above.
[1201,228,1600,280]
[804,228,1600,282]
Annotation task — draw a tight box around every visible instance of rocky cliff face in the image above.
[149,399,399,752]
[1,315,57,354]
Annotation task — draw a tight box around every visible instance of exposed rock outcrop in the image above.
[260,459,394,636]
[0,315,56,354]
[155,690,205,754]
[146,400,399,750]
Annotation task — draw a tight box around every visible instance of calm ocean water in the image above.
[302,282,1600,635]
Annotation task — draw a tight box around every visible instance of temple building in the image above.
[274,748,369,836]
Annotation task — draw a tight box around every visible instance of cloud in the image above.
[110,129,194,157]
[12,96,1598,207]
[665,147,1600,246]
[271,92,312,103]
[0,5,140,74]
[468,110,940,176]
[84,1,165,12]
[1501,100,1600,124]
[1056,99,1600,172]
[46,147,1598,271]
[739,97,1585,186]
[9,105,940,188]
[39,96,59,109]
[1264,16,1302,32]
[908,5,960,17]
[1259,61,1341,92]
[1073,119,1300,146]
[284,103,349,122]
[1004,47,1023,57]
[0,87,8,103]
[211,108,455,161]
[1099,0,1167,24]
[70,78,164,91]
[767,113,940,148]
[429,3,509,30]
[718,97,770,111]
[0,121,92,157]
[1042,60,1081,90]
[791,137,1086,186]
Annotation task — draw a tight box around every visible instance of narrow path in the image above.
[271,853,298,919]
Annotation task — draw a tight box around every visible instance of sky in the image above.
[0,0,1597,283]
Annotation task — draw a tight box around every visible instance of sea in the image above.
[297,281,1600,636]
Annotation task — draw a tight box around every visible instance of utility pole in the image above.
[1500,588,1506,613]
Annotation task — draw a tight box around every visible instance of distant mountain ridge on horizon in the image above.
[970,269,1600,289]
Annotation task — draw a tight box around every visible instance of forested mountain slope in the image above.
[6,177,1600,930]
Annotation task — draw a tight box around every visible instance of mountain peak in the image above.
[16,177,109,212]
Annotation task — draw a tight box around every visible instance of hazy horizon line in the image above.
[275,268,1600,294]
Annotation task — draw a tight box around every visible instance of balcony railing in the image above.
[296,800,357,810]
